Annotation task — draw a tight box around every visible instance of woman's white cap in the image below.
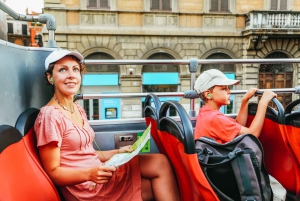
[194,69,240,94]
[45,49,84,70]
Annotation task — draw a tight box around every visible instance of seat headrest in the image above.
[15,108,40,136]
[0,125,22,153]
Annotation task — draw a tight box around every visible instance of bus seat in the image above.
[15,108,40,136]
[159,101,219,201]
[15,108,65,201]
[284,99,300,167]
[247,101,299,197]
[0,124,61,201]
[144,93,165,154]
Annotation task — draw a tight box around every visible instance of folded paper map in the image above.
[105,124,151,167]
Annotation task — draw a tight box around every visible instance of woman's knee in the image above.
[140,154,170,168]
[139,154,172,177]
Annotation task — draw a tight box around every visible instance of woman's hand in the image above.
[118,145,134,154]
[89,166,117,184]
[243,88,258,101]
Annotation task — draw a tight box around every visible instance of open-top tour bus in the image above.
[0,2,300,201]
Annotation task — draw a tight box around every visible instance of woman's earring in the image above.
[208,94,212,98]
[49,77,54,84]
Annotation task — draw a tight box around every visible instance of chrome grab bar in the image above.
[74,87,299,101]
[83,58,300,65]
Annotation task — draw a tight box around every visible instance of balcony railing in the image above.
[245,10,300,30]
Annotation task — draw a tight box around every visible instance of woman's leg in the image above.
[141,177,154,201]
[139,154,179,201]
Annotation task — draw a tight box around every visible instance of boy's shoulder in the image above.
[200,105,222,115]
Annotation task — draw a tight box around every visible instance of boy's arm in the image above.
[238,90,276,138]
[236,88,258,126]
[235,97,250,126]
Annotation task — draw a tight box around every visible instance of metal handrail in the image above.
[74,88,298,101]
[82,58,300,116]
[88,115,238,126]
[83,58,300,65]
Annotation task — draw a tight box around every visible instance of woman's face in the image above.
[50,56,82,97]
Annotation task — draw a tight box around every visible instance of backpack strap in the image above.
[247,149,265,199]
[235,154,256,201]
[197,148,244,167]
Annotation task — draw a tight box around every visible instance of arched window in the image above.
[85,52,119,73]
[142,53,179,116]
[143,53,178,72]
[142,53,178,93]
[82,52,120,120]
[201,53,234,72]
[259,52,293,108]
[260,52,293,73]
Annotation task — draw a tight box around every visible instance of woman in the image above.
[34,49,179,201]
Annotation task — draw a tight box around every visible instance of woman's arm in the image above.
[95,145,134,162]
[39,141,116,186]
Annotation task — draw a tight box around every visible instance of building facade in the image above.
[43,0,300,119]
[6,10,45,47]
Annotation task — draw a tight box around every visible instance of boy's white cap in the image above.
[45,49,84,70]
[194,69,240,94]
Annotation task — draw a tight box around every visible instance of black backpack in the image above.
[195,134,273,201]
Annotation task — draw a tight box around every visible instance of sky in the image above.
[4,0,44,14]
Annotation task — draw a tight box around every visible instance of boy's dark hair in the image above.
[199,86,215,102]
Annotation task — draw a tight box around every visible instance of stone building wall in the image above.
[42,0,300,118]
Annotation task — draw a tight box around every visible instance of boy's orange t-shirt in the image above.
[194,105,241,144]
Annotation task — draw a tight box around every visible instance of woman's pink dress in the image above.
[34,103,142,201]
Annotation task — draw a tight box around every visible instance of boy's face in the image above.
[210,85,231,106]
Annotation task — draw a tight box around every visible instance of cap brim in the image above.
[217,79,240,86]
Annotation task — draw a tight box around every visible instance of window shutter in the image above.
[162,0,171,10]
[151,0,160,9]
[210,0,219,11]
[270,0,278,10]
[88,0,97,7]
[280,0,287,10]
[8,23,13,34]
[100,0,109,7]
[221,0,229,11]
[22,24,27,35]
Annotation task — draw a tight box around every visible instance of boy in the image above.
[194,69,276,141]
[194,69,286,200]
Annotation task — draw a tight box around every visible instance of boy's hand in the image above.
[260,89,277,105]
[243,88,258,101]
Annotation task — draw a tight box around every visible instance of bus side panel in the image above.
[0,41,52,126]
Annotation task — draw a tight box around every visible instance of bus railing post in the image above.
[188,58,198,117]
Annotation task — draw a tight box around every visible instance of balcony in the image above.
[244,10,300,34]
[243,10,300,50]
